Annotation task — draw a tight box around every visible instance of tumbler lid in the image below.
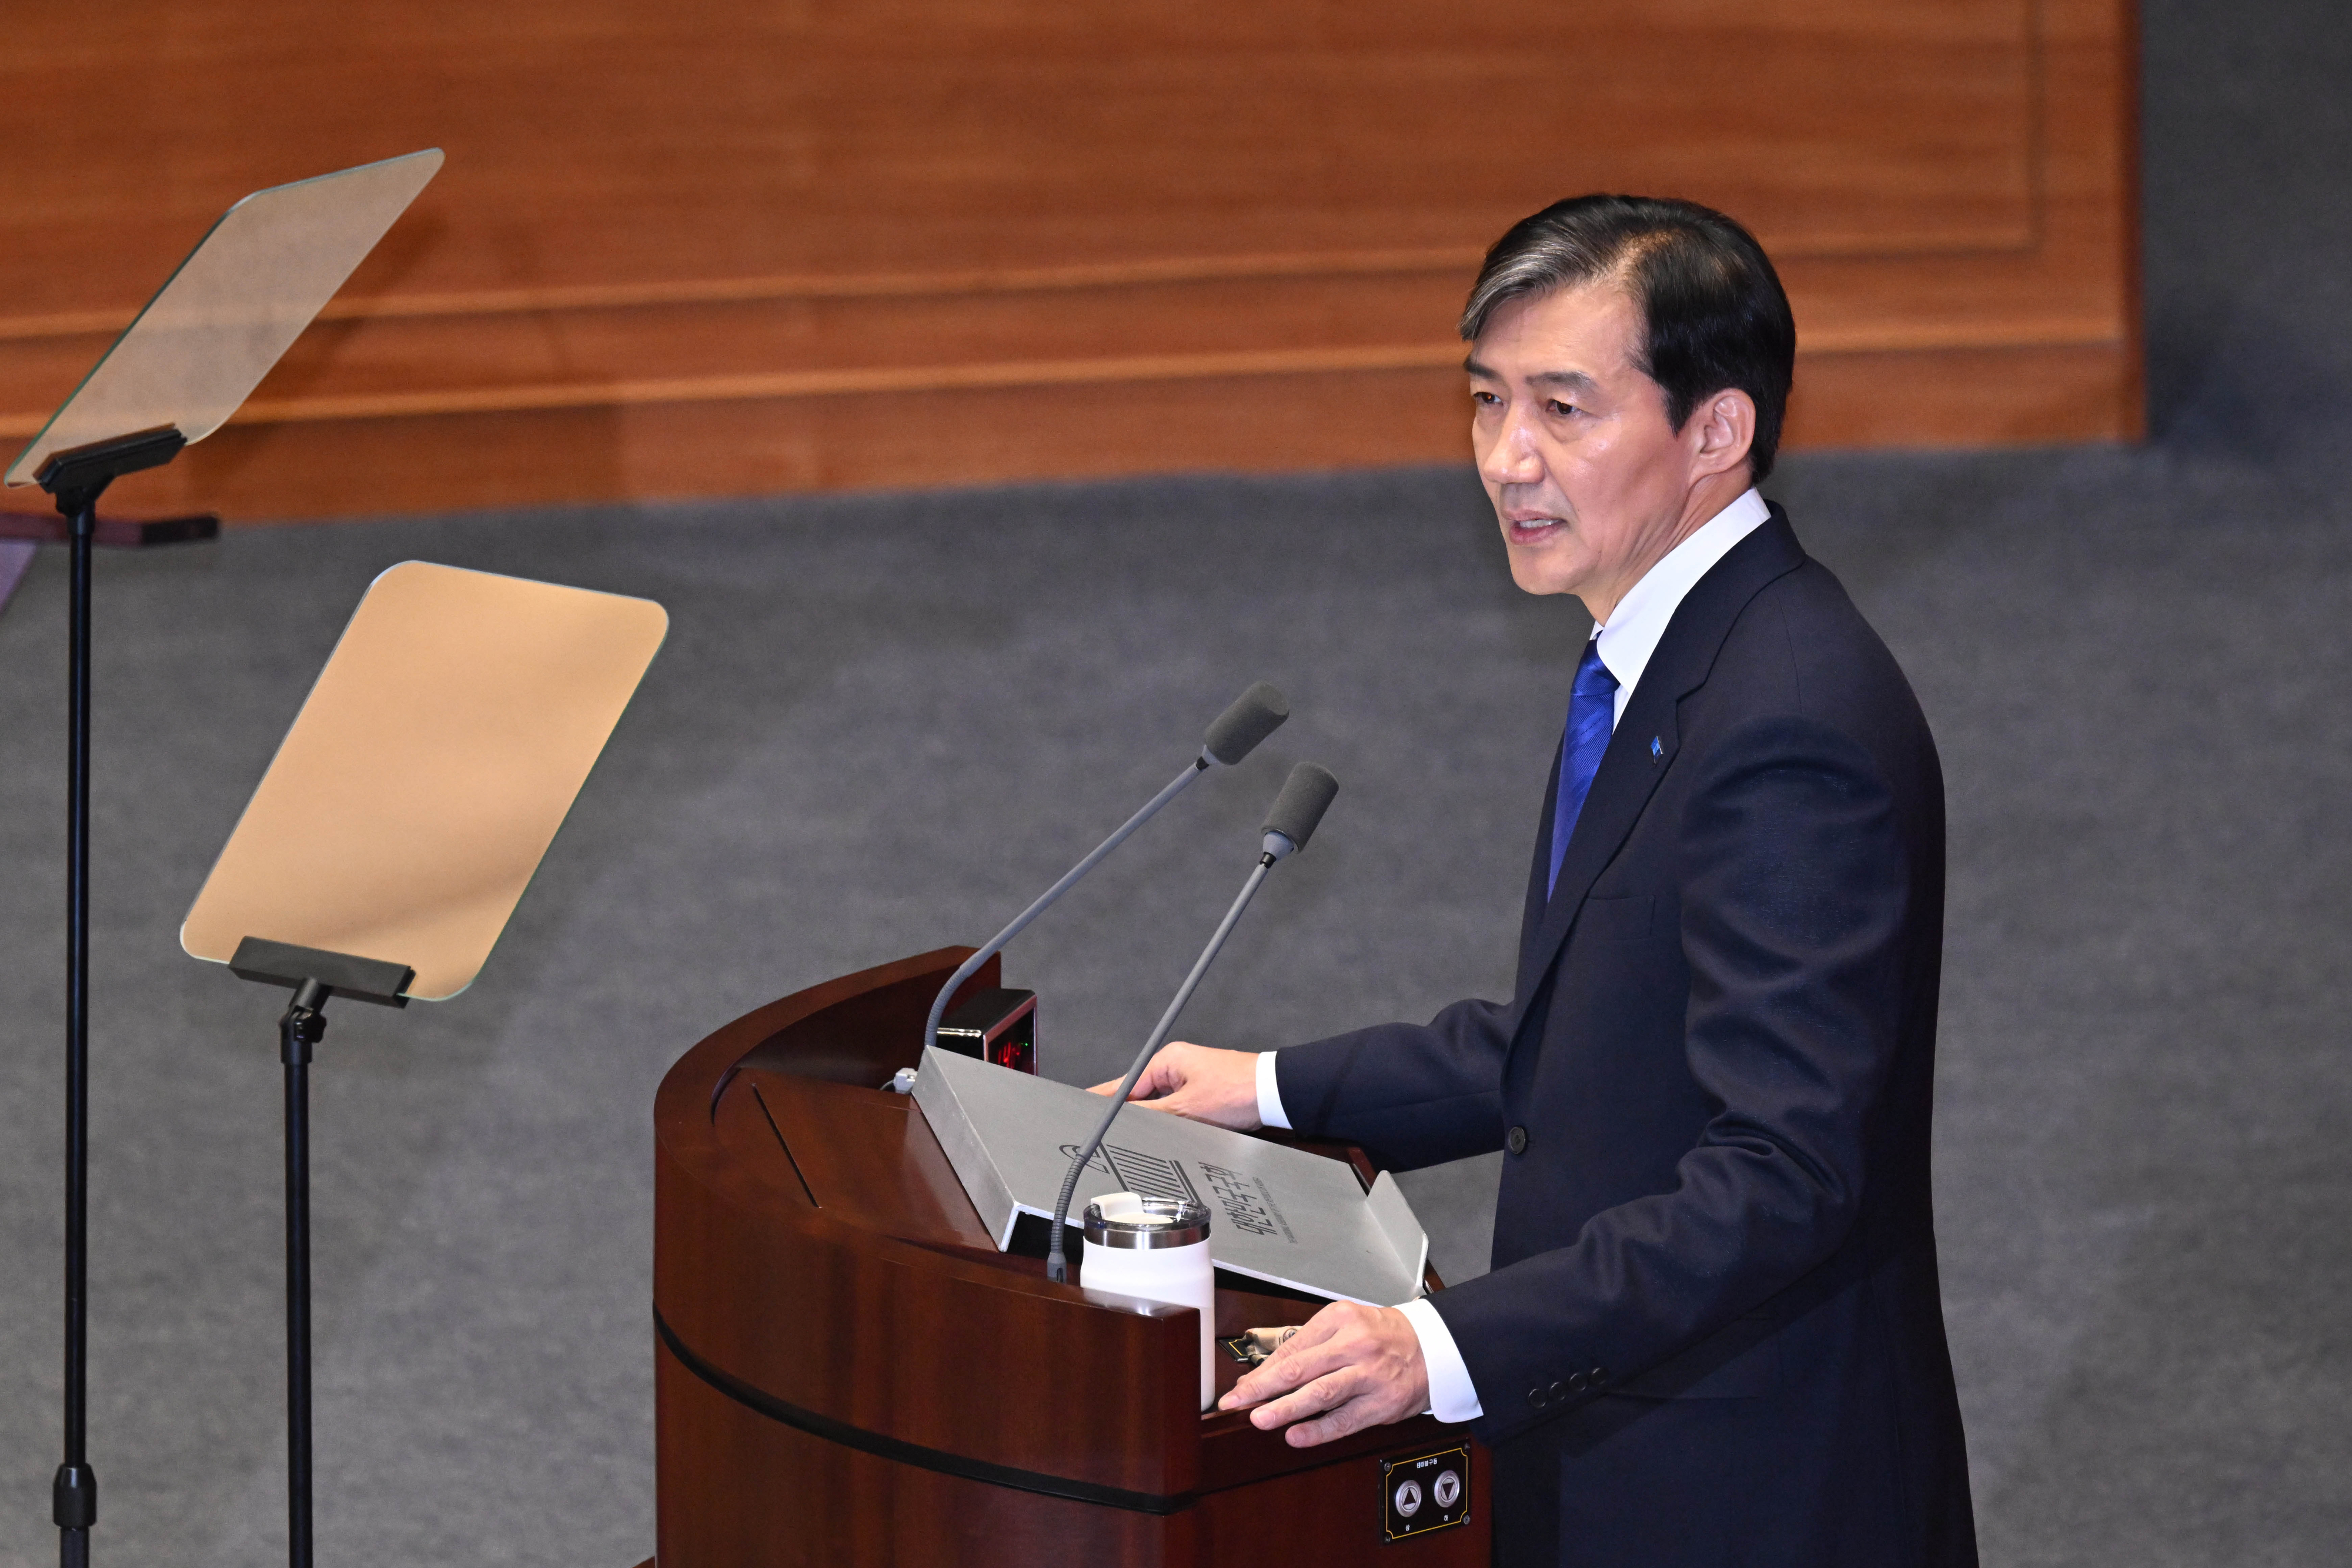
[1082,1192,1210,1249]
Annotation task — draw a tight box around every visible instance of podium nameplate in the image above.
[914,1046,1428,1306]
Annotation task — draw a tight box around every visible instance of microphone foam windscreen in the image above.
[1263,762,1339,851]
[1202,681,1289,765]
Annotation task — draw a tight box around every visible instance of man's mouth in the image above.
[1505,513,1565,542]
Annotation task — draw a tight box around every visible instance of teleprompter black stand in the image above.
[223,938,416,1568]
[31,426,189,1568]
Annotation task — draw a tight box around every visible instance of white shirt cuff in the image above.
[1396,1298,1484,1423]
[1257,1053,1476,1419]
[1254,1051,1291,1130]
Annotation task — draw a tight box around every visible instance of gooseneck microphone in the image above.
[1045,761,1339,1283]
[919,682,1290,1061]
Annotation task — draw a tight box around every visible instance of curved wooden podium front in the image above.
[653,948,1489,1566]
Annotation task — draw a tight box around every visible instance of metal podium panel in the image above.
[179,560,667,999]
[5,149,443,488]
[914,1046,1429,1306]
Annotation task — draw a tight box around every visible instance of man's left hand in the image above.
[1217,1301,1429,1447]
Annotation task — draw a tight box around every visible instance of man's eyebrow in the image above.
[1459,357,1601,396]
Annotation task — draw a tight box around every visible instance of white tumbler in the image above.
[1081,1192,1216,1410]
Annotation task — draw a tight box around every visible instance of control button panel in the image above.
[1380,1442,1470,1543]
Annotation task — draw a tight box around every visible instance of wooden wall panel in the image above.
[0,0,2137,520]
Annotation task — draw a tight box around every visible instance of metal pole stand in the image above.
[51,486,96,1568]
[34,427,186,1568]
[224,939,412,1568]
[278,981,328,1568]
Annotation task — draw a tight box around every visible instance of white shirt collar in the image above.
[1592,487,1771,726]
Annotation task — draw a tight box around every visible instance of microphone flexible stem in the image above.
[923,757,1209,1058]
[1046,854,1274,1283]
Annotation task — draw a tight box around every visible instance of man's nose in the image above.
[1480,412,1545,486]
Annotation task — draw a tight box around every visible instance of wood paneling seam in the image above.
[0,225,2049,346]
[0,320,2126,438]
[0,251,1487,342]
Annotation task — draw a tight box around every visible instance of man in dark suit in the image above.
[1101,195,1977,1565]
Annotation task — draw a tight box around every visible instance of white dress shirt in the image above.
[1254,486,1772,1423]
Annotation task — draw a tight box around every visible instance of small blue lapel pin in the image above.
[1649,735,1664,764]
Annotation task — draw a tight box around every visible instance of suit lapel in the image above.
[1508,509,1809,1029]
[1518,727,1565,965]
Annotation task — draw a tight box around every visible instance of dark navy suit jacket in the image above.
[1275,511,1976,1567]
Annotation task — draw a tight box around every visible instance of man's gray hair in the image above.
[1460,195,1798,481]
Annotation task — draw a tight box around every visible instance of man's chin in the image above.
[1504,539,1588,599]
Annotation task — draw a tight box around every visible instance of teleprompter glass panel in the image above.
[181,561,666,1001]
[5,149,442,488]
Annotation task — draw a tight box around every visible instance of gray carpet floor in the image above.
[2,2,2347,1563]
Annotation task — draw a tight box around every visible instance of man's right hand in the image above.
[1089,1042,1262,1131]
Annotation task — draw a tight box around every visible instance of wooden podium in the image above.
[653,948,1489,1565]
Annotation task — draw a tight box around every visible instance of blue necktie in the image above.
[1547,638,1619,898]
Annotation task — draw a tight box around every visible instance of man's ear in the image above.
[1689,389,1756,481]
